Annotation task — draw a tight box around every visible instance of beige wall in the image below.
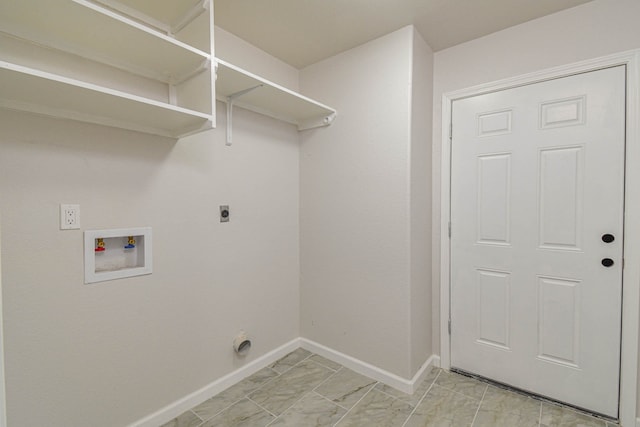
[410,28,434,375]
[215,26,299,91]
[299,26,434,379]
[0,18,438,426]
[431,0,640,418]
[0,215,4,426]
[0,33,301,427]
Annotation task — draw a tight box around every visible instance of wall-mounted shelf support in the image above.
[92,0,209,37]
[226,84,263,146]
[215,58,337,145]
[0,0,216,138]
[169,58,210,86]
[0,60,213,138]
[92,0,171,34]
[170,0,209,35]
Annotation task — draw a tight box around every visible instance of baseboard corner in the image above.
[300,338,440,395]
[130,338,442,427]
[128,337,300,427]
[409,354,440,393]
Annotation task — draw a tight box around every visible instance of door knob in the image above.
[602,258,614,267]
[602,234,615,243]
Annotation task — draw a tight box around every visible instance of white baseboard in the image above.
[430,354,441,368]
[300,338,439,395]
[130,337,439,426]
[636,416,640,427]
[128,338,301,427]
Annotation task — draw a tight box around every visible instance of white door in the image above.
[450,66,625,418]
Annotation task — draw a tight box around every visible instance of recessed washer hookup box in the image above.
[84,227,152,284]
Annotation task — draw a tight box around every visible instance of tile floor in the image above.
[161,348,619,427]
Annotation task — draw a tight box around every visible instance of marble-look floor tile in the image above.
[434,371,487,401]
[309,354,343,371]
[270,348,312,374]
[540,402,607,427]
[336,389,413,427]
[160,410,203,427]
[268,392,347,426]
[235,367,281,393]
[193,367,279,421]
[404,384,481,427]
[200,398,274,427]
[375,367,440,407]
[315,367,376,409]
[473,386,540,427]
[250,359,333,416]
[158,351,629,427]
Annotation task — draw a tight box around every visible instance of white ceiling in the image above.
[214,0,593,69]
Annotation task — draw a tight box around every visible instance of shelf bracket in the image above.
[171,0,209,35]
[226,84,263,146]
[90,0,171,34]
[169,58,210,86]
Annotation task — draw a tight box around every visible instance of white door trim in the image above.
[439,49,640,426]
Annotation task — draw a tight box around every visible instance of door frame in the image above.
[439,50,640,426]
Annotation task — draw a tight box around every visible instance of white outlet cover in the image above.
[60,204,80,230]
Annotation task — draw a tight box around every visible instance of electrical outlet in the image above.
[60,204,80,230]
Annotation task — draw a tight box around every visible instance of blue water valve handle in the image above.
[125,236,136,249]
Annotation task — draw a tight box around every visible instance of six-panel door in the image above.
[450,66,626,417]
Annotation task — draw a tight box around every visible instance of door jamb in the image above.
[439,50,640,426]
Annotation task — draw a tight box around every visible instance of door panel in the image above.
[477,269,511,350]
[537,275,581,367]
[450,66,625,417]
[477,154,511,244]
[538,146,583,250]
